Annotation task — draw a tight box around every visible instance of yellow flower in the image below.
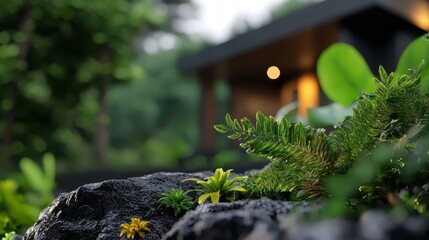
[120,218,151,239]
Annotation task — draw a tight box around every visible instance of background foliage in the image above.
[0,0,203,173]
[0,154,55,235]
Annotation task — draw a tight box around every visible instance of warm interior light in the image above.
[267,66,280,80]
[411,3,429,30]
[297,73,319,118]
[280,80,297,105]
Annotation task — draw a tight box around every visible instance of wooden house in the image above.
[179,0,429,153]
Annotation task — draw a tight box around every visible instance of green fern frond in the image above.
[245,161,324,199]
[216,113,336,163]
[215,62,429,201]
[215,112,337,198]
[331,64,429,172]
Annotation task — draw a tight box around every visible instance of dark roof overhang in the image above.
[179,0,429,74]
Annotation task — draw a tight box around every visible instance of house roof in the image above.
[179,0,429,73]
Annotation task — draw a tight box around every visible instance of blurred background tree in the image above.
[108,35,203,171]
[0,0,315,176]
[0,0,198,172]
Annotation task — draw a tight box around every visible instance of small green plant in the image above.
[160,188,193,216]
[120,218,150,239]
[183,168,248,204]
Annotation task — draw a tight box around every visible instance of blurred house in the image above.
[179,0,429,153]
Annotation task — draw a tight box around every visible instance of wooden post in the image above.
[95,44,111,165]
[199,70,217,154]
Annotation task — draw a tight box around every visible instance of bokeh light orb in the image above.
[267,66,280,80]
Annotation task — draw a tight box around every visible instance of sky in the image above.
[178,0,285,43]
[143,0,312,53]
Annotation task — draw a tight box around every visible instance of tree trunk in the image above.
[2,5,32,168]
[95,45,111,165]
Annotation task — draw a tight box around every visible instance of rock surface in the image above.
[163,200,429,240]
[23,172,211,240]
[22,171,429,240]
[162,198,317,240]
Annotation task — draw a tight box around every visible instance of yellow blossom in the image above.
[120,218,150,239]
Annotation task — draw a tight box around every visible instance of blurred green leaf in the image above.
[308,102,355,127]
[42,153,56,191]
[317,43,375,106]
[19,158,46,194]
[0,180,40,225]
[19,155,55,196]
[396,36,429,93]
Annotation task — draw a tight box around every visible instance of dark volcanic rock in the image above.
[162,198,318,240]
[285,211,429,240]
[22,171,429,240]
[163,200,429,240]
[23,172,211,240]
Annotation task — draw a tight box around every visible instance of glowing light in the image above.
[412,5,429,30]
[297,73,319,118]
[267,66,280,80]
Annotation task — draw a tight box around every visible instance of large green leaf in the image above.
[19,158,46,194]
[396,36,429,93]
[308,102,355,127]
[317,43,375,106]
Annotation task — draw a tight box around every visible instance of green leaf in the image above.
[396,37,429,74]
[241,118,253,133]
[197,180,216,192]
[396,36,429,93]
[233,119,241,131]
[198,193,211,205]
[378,66,388,81]
[207,176,220,190]
[182,178,214,192]
[20,158,46,193]
[224,176,248,189]
[317,43,375,106]
[225,113,234,128]
[218,169,232,189]
[421,75,429,93]
[181,178,201,183]
[256,112,265,125]
[42,153,56,190]
[308,102,355,126]
[214,124,229,133]
[214,168,223,180]
[225,185,246,192]
[209,191,220,204]
[227,132,242,139]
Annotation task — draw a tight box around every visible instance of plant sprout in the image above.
[183,168,248,204]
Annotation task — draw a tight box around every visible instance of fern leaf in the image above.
[215,112,337,198]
